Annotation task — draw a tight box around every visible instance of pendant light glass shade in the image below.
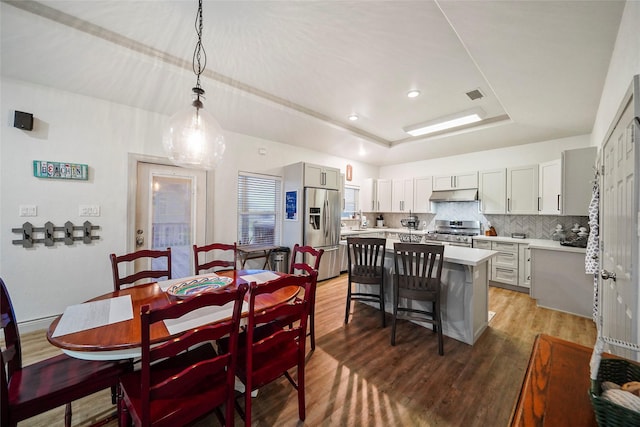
[163,95,225,170]
[163,0,224,170]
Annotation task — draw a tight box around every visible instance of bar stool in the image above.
[391,242,445,355]
[345,237,387,327]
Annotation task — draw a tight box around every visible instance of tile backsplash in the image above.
[364,201,589,239]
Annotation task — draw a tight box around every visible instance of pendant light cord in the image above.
[192,0,207,103]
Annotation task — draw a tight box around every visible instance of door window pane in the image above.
[152,175,192,278]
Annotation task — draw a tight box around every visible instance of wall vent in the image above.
[465,89,484,101]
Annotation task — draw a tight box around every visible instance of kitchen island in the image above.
[347,239,497,345]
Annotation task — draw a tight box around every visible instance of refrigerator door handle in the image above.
[324,197,329,241]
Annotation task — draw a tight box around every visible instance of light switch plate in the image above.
[19,205,37,217]
[79,204,101,217]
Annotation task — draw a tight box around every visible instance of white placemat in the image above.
[52,295,133,337]
[164,301,249,335]
[240,271,280,284]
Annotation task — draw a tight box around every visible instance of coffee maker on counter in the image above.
[400,215,420,230]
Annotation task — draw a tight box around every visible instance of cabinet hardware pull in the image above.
[537,196,541,211]
[557,194,561,211]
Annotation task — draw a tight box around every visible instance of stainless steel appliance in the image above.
[400,215,420,230]
[282,186,341,281]
[423,220,481,247]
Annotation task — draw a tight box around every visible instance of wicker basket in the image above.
[590,358,640,426]
[398,233,422,243]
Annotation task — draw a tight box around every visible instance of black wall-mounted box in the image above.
[14,111,34,131]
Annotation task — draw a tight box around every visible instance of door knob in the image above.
[136,229,144,247]
[601,269,616,281]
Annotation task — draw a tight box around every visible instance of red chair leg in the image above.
[298,365,306,421]
[65,403,72,427]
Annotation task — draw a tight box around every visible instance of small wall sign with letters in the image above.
[33,160,88,180]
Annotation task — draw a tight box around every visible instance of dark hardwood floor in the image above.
[16,273,596,426]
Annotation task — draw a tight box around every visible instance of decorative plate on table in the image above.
[167,276,234,298]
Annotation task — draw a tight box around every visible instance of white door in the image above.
[600,95,638,359]
[136,162,207,279]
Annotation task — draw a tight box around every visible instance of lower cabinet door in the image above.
[492,266,518,286]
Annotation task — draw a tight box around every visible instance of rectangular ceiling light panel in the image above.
[404,107,486,137]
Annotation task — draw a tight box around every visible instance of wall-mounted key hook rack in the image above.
[12,221,100,248]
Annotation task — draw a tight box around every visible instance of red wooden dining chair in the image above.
[289,243,324,350]
[110,248,171,291]
[235,272,316,426]
[193,242,237,275]
[118,284,248,427]
[0,278,131,427]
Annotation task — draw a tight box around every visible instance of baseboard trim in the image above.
[19,316,57,334]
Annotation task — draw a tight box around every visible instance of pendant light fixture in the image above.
[163,0,225,170]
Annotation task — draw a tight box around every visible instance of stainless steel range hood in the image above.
[429,189,478,202]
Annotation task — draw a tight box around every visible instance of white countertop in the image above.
[384,239,497,267]
[472,235,587,253]
[341,227,426,236]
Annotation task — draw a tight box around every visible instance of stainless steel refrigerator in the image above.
[303,187,341,280]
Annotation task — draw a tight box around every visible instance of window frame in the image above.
[237,171,282,246]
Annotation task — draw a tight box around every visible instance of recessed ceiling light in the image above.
[404,107,486,137]
[407,90,421,98]
[348,114,359,121]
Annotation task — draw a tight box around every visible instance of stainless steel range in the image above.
[424,220,481,247]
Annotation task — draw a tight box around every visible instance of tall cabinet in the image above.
[507,165,539,214]
[392,179,414,213]
[478,169,507,214]
[538,159,562,215]
[413,176,434,213]
[361,178,392,212]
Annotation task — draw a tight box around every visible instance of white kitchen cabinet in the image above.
[491,241,519,287]
[361,178,392,212]
[433,171,478,191]
[304,163,340,190]
[562,147,597,216]
[538,159,562,215]
[518,244,531,288]
[413,176,433,213]
[392,179,414,213]
[478,169,506,214]
[507,165,539,215]
[475,239,530,291]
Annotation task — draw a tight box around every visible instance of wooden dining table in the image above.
[47,269,299,361]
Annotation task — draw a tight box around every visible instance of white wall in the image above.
[591,0,640,147]
[0,78,377,327]
[379,134,591,179]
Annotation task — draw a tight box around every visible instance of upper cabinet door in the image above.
[538,159,562,215]
[433,174,455,191]
[562,147,597,216]
[507,165,539,214]
[478,169,506,214]
[433,171,478,190]
[392,179,414,212]
[376,179,393,212]
[304,163,340,190]
[413,176,433,213]
[454,171,478,189]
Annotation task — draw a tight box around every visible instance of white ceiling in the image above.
[1,0,625,166]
